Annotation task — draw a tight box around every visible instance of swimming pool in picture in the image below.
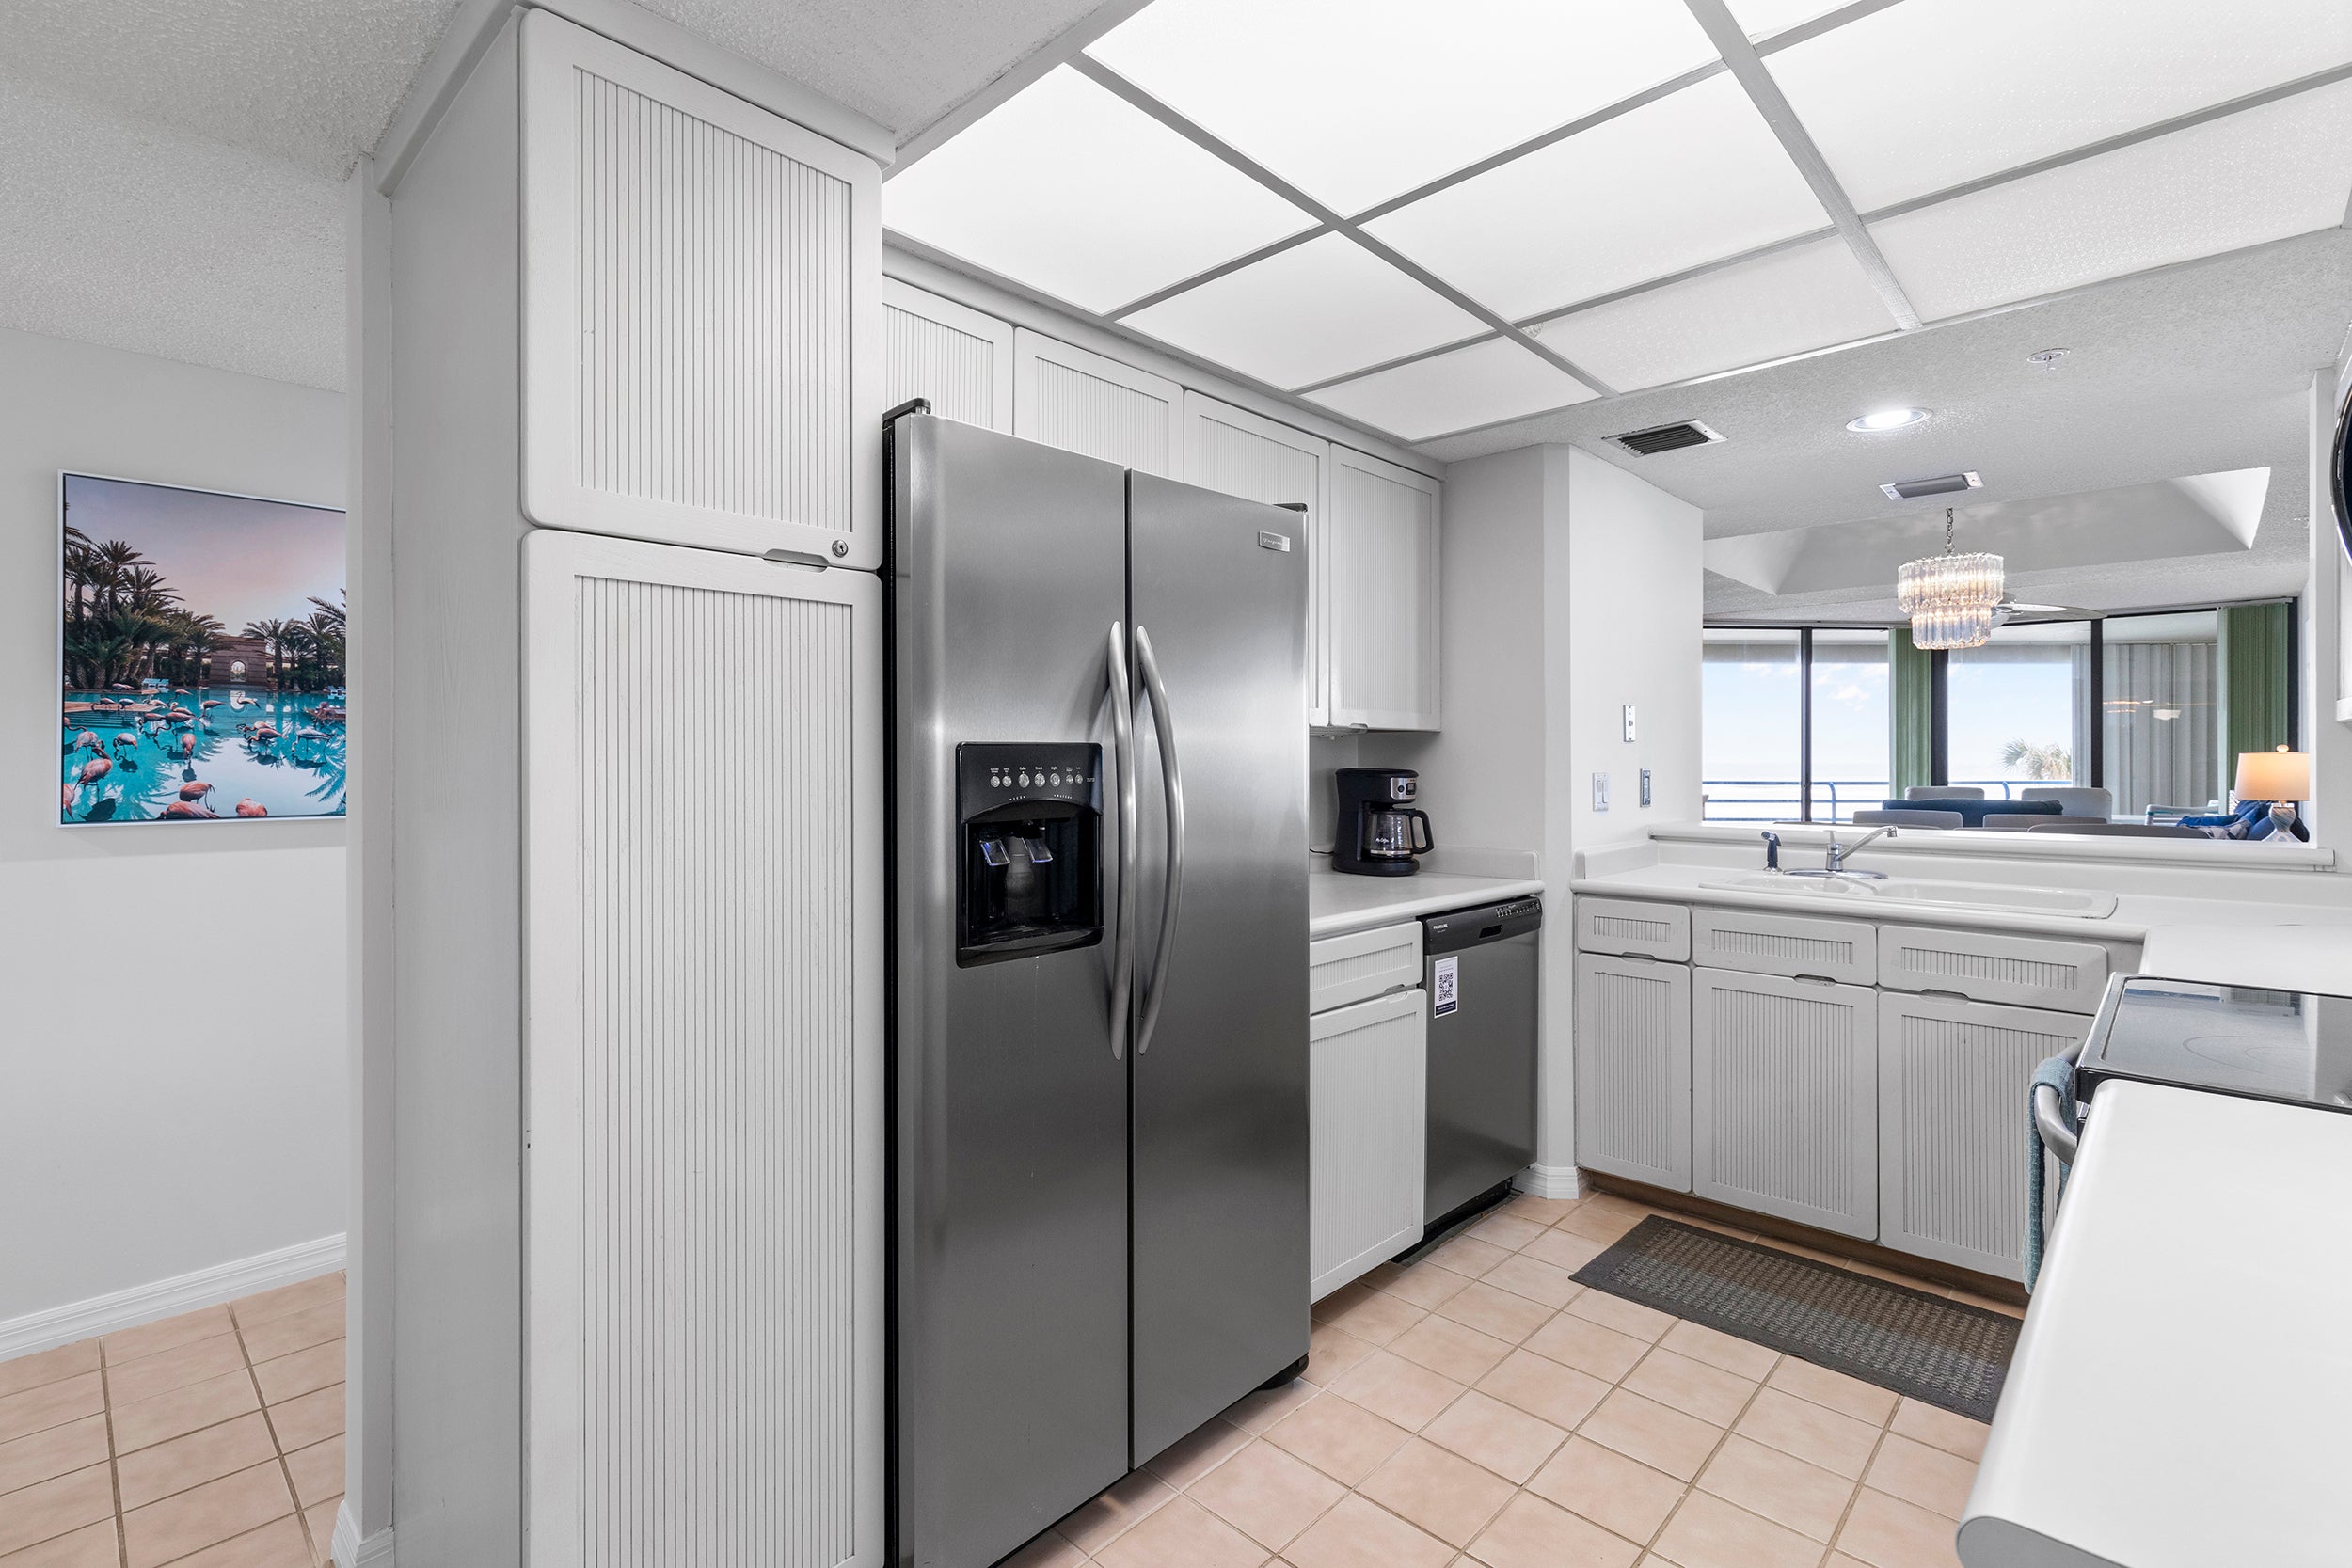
[60,688,346,823]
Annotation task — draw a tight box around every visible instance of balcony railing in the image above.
[1700,778,2053,822]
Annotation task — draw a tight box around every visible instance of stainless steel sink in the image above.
[1699,874,2118,919]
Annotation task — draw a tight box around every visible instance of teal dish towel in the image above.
[2025,1056,2077,1291]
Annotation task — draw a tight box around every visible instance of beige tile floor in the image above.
[1013,1192,2018,1568]
[0,1273,346,1568]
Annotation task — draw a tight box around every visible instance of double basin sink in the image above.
[1700,873,2119,919]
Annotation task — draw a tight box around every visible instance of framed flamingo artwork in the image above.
[58,473,347,825]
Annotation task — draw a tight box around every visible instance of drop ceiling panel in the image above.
[1534,239,1896,391]
[1766,0,2352,211]
[1084,0,1721,214]
[882,66,1313,313]
[1123,231,1488,388]
[1870,79,2352,321]
[1364,73,1828,321]
[1305,336,1596,440]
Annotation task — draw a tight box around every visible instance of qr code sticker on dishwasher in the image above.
[1433,955,1459,1017]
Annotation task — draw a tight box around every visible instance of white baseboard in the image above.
[333,1501,395,1568]
[0,1233,345,1360]
[1514,1164,1588,1200]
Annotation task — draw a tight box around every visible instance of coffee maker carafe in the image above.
[1333,767,1434,877]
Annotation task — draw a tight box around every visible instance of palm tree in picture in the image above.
[90,540,147,622]
[2001,739,2073,782]
[244,619,290,689]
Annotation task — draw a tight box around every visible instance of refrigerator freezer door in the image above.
[892,416,1133,1566]
[1128,472,1311,1465]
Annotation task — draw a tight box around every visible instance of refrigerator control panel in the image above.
[958,742,1101,813]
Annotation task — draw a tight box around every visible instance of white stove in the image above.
[2075,976,2352,1111]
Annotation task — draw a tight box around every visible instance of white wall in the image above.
[0,326,346,1330]
[1367,443,1704,1182]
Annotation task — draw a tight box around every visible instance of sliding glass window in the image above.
[1945,622,2092,796]
[1701,599,2291,824]
[2104,611,2219,817]
[1702,629,1801,821]
[1808,629,1890,822]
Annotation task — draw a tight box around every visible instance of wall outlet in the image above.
[1591,772,1610,812]
[1640,768,1653,807]
[1622,704,1637,742]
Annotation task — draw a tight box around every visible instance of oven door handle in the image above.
[2032,1084,2079,1166]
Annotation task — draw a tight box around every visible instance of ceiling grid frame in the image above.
[1677,0,1922,330]
[1065,54,1618,394]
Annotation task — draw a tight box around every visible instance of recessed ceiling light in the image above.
[2026,348,2071,369]
[1847,407,1929,433]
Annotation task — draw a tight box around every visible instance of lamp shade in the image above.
[2234,750,2311,801]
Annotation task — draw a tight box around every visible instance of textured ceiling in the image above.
[1417,229,2352,619]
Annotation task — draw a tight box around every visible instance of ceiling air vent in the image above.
[1610,420,1723,456]
[1880,470,1983,501]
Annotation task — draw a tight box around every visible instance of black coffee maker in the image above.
[1333,767,1434,877]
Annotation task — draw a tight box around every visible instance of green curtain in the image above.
[2219,602,2293,775]
[1889,627,1934,798]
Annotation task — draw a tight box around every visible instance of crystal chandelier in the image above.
[1896,507,2004,650]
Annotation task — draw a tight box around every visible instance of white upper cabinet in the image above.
[1327,448,1441,731]
[1012,328,1184,476]
[1183,393,1330,724]
[883,279,1013,432]
[519,11,882,567]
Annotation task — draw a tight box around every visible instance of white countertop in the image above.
[1308,868,1545,939]
[1569,858,2352,944]
[1960,1081,2352,1568]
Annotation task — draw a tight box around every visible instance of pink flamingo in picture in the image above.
[180,781,215,805]
[234,799,268,818]
[175,730,195,758]
[74,756,112,789]
[61,780,77,813]
[110,731,138,752]
[160,800,218,820]
[72,730,102,753]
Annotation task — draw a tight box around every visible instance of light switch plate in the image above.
[1640,768,1652,807]
[1592,772,1610,812]
[1622,705,1637,742]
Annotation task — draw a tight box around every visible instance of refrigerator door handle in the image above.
[1134,625,1185,1056]
[1107,623,1137,1061]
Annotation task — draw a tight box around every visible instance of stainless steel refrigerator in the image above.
[888,412,1310,1568]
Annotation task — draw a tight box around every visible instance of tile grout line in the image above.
[234,1305,316,1567]
[101,1337,129,1568]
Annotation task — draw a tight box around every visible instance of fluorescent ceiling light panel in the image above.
[1123,231,1488,388]
[1766,0,2352,211]
[1305,337,1597,440]
[1869,79,2352,321]
[1085,0,1720,214]
[1533,238,1896,390]
[1364,73,1828,321]
[882,66,1312,313]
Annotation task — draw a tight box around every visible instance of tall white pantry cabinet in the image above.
[382,10,883,1564]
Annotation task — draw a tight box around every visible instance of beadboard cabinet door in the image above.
[1184,393,1331,724]
[522,530,883,1567]
[882,278,1012,431]
[1692,968,1878,1239]
[1573,954,1692,1192]
[520,11,882,566]
[1310,988,1428,1300]
[1012,328,1184,476]
[1879,992,2085,1281]
[1328,448,1440,731]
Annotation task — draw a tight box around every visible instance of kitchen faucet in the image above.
[1760,831,1781,872]
[1824,826,1896,877]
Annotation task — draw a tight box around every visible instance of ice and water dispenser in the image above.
[955,742,1103,965]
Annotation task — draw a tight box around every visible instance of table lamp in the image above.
[2234,747,2311,842]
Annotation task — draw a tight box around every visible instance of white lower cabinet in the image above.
[1573,954,1692,1192]
[1310,987,1427,1300]
[1692,968,1878,1239]
[1878,991,2089,1281]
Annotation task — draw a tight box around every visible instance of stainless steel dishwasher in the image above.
[1422,895,1542,1228]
